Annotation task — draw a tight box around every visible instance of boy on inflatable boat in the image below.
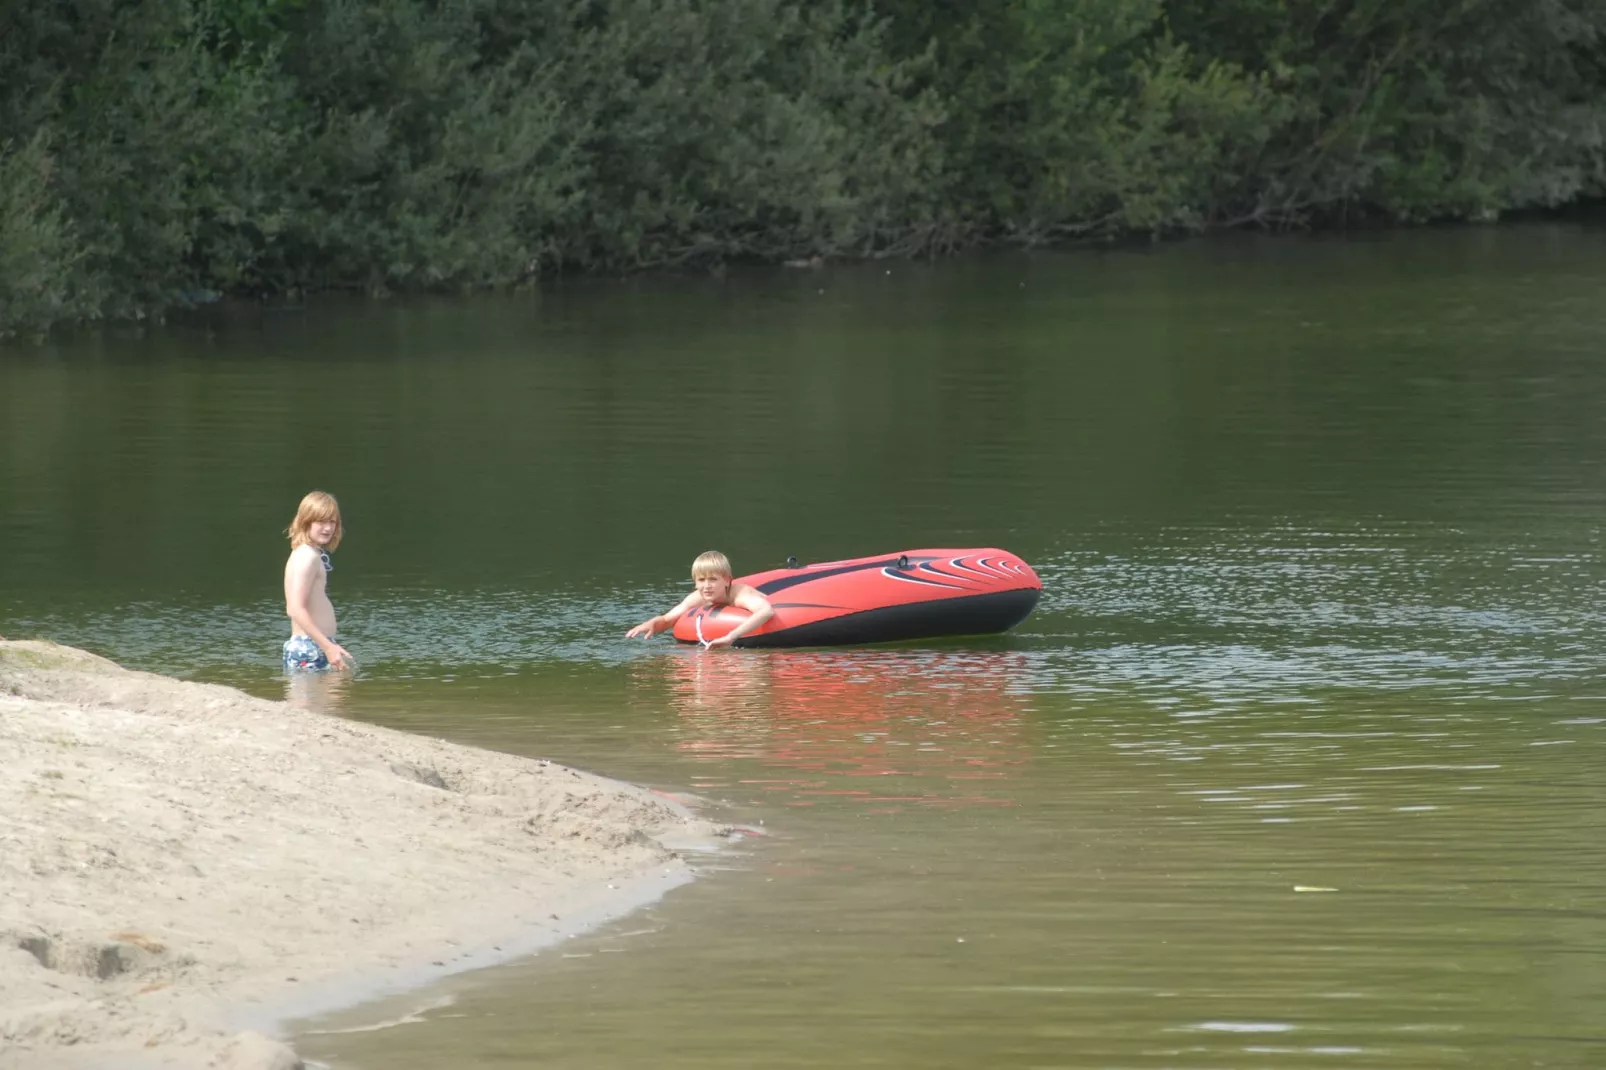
[626,551,775,649]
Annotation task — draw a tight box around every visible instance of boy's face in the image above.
[309,519,339,547]
[694,571,732,604]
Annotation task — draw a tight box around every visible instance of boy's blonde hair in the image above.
[287,490,344,550]
[691,550,733,580]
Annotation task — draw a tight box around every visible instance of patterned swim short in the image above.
[283,634,330,672]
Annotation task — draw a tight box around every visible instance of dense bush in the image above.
[871,0,1606,235]
[1,0,1601,336]
[1161,0,1606,223]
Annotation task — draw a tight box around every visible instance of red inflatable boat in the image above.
[672,548,1041,648]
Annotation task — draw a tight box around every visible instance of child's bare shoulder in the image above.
[286,544,321,569]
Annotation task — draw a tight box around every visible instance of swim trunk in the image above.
[283,635,329,672]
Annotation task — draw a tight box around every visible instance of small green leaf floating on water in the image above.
[1294,886,1338,893]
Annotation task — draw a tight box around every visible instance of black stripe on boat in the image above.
[735,588,1040,649]
[945,557,992,579]
[754,557,906,595]
[918,561,977,583]
[881,566,967,589]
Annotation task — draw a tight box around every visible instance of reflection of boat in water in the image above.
[673,548,1041,648]
[654,648,1035,806]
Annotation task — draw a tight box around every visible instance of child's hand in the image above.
[326,642,355,670]
[626,619,657,639]
[703,635,736,649]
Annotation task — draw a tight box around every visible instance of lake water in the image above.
[3,225,1604,1068]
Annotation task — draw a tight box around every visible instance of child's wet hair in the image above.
[691,550,732,580]
[287,490,344,550]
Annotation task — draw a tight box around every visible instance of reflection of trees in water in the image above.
[656,648,1035,808]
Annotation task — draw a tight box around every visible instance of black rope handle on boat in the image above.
[897,554,910,570]
[786,555,800,568]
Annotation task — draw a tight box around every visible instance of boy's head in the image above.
[691,550,733,602]
[288,490,343,551]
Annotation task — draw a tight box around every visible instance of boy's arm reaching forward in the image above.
[626,591,701,639]
[703,585,775,648]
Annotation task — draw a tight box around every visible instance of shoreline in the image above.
[0,641,726,1070]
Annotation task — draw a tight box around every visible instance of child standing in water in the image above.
[283,490,353,671]
[627,550,775,648]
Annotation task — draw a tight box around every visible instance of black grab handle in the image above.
[897,554,910,570]
[786,555,800,568]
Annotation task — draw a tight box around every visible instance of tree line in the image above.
[2,0,1601,336]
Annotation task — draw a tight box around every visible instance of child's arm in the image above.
[285,551,351,668]
[626,591,700,639]
[704,586,775,648]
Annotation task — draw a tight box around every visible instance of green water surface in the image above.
[3,225,1604,1068]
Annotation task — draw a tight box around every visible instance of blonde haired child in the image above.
[283,490,353,671]
[627,551,775,648]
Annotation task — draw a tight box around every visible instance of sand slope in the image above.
[0,642,720,1070]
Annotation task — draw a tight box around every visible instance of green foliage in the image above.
[0,0,1602,336]
[0,134,91,337]
[869,0,1278,241]
[538,0,944,266]
[205,0,308,51]
[0,0,305,329]
[1163,0,1606,223]
[265,0,941,284]
[873,0,1605,236]
[258,0,587,291]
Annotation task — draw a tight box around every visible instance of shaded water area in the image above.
[3,225,1605,1067]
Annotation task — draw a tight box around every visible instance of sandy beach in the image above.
[0,641,724,1070]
